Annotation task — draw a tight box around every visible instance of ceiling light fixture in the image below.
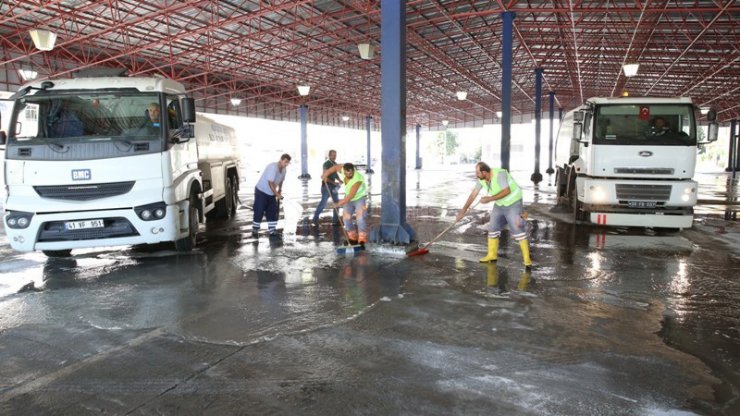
[18,69,38,81]
[297,85,310,96]
[456,91,467,101]
[442,120,449,126]
[495,111,502,118]
[357,43,375,60]
[622,63,639,78]
[230,98,242,106]
[342,115,350,121]
[29,29,57,51]
[700,107,710,115]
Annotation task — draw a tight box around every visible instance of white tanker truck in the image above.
[554,96,718,229]
[1,76,240,256]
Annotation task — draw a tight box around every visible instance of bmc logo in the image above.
[638,151,653,157]
[71,169,91,180]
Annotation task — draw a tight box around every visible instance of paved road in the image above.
[0,167,738,415]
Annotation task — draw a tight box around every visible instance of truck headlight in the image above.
[590,185,607,203]
[5,211,33,229]
[682,187,695,202]
[134,202,168,221]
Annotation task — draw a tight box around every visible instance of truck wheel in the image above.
[215,176,235,219]
[228,176,238,215]
[567,168,588,223]
[555,167,567,200]
[555,168,568,201]
[572,195,588,223]
[43,249,72,258]
[175,193,198,252]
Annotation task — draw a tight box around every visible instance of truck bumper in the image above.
[3,205,181,252]
[578,177,697,229]
[589,211,694,229]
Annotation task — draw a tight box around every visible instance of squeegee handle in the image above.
[420,222,459,249]
[325,181,353,244]
[420,200,480,250]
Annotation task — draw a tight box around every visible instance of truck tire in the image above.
[43,249,72,258]
[572,195,588,223]
[175,193,199,252]
[215,176,235,219]
[555,167,567,200]
[567,168,588,223]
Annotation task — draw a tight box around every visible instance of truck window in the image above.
[593,104,695,146]
[10,93,164,144]
[165,95,182,130]
[12,102,40,138]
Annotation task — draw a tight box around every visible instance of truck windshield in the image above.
[9,92,164,145]
[593,104,696,146]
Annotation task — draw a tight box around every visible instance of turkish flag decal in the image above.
[639,106,650,120]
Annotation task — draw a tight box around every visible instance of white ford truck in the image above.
[1,76,240,256]
[554,96,718,229]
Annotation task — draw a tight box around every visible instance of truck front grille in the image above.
[614,168,674,175]
[34,181,135,201]
[615,184,672,201]
[38,217,139,242]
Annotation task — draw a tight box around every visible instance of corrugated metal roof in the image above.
[1,1,737,128]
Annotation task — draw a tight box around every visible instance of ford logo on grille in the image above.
[71,169,91,180]
[638,151,653,157]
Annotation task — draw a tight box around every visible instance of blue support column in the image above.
[415,123,422,169]
[371,0,416,245]
[546,91,555,175]
[735,120,740,173]
[500,11,515,171]
[366,115,374,173]
[727,119,738,172]
[531,68,543,184]
[298,104,310,179]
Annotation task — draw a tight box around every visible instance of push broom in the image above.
[407,200,480,257]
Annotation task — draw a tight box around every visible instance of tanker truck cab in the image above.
[2,76,239,257]
[554,97,718,229]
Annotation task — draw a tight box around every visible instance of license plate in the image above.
[65,219,105,230]
[627,201,657,208]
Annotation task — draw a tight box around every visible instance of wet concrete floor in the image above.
[0,166,738,415]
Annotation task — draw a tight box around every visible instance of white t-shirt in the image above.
[256,162,286,195]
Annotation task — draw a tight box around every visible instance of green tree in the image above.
[435,130,459,157]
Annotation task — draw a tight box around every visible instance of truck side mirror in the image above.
[182,98,196,123]
[572,122,583,142]
[706,109,717,122]
[573,111,584,122]
[583,113,591,134]
[706,122,719,143]
[0,131,6,145]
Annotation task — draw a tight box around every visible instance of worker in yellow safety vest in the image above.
[322,162,368,245]
[457,162,532,268]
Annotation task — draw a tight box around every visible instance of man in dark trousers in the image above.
[312,149,341,226]
[253,153,291,237]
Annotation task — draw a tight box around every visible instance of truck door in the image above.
[165,95,197,179]
[1,98,11,199]
[0,98,10,144]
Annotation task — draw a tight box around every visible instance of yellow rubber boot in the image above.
[519,239,532,267]
[479,238,499,263]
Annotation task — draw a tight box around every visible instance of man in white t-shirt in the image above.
[253,153,291,237]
